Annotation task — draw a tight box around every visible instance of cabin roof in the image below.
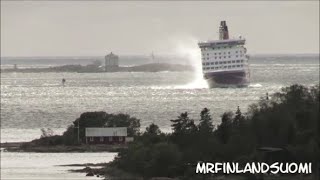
[85,127,127,137]
[257,147,284,152]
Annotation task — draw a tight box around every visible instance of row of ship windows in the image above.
[202,51,243,56]
[202,54,244,60]
[203,64,244,70]
[202,46,242,50]
[202,51,242,56]
[202,60,244,66]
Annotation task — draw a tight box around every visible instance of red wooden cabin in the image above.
[85,127,128,145]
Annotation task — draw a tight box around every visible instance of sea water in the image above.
[0,152,117,179]
[0,55,319,179]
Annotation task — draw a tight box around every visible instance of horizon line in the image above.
[1,53,319,59]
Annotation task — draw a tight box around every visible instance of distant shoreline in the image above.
[1,63,194,73]
[1,53,319,59]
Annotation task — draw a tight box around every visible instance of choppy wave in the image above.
[248,83,263,88]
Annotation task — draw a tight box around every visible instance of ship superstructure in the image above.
[198,21,250,88]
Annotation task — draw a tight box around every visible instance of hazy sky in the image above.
[1,1,319,57]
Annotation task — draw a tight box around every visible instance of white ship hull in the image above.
[198,21,250,88]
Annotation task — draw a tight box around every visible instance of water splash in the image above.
[171,36,208,89]
[248,83,263,88]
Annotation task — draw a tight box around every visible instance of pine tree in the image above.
[170,112,188,134]
[170,112,196,134]
[234,106,246,131]
[217,112,233,144]
[145,123,161,135]
[198,108,214,134]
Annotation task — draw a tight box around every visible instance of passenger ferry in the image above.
[198,21,250,88]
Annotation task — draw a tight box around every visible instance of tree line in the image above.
[110,84,319,179]
[30,84,319,179]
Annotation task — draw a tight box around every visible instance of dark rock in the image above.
[86,172,94,176]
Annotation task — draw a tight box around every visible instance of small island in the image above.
[1,52,194,73]
[3,112,140,152]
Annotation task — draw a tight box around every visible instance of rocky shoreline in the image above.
[64,163,179,180]
[1,142,127,152]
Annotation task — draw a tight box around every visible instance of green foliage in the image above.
[111,142,181,178]
[249,85,319,148]
[72,111,108,143]
[170,112,198,149]
[69,112,140,143]
[198,108,214,133]
[138,123,168,145]
[216,111,233,144]
[147,142,182,177]
[110,84,319,178]
[28,84,319,178]
[170,112,197,135]
[32,112,140,145]
[31,135,64,146]
[104,113,141,136]
[145,123,162,136]
[40,128,54,138]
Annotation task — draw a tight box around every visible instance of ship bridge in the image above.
[198,39,246,48]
